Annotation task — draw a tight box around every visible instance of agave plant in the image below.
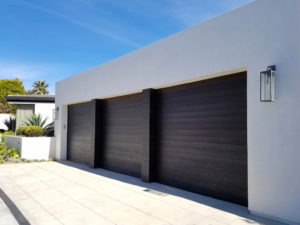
[23,113,48,128]
[4,115,16,132]
[44,122,54,137]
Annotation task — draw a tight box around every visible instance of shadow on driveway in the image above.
[59,160,286,225]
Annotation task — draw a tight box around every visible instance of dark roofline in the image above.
[5,95,55,103]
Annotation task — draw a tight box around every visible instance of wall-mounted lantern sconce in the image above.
[260,65,276,102]
[53,106,59,120]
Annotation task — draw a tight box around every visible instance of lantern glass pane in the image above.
[52,109,58,120]
[270,70,276,101]
[261,71,271,101]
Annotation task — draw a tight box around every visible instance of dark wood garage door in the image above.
[154,72,247,206]
[99,93,142,177]
[67,102,93,165]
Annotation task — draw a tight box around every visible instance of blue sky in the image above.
[0,0,252,94]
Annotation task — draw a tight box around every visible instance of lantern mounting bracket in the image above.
[268,65,276,71]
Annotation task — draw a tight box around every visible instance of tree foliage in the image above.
[0,103,13,114]
[32,80,49,95]
[0,79,25,113]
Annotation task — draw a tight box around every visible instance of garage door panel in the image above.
[157,167,247,192]
[104,133,144,144]
[159,174,247,205]
[155,73,247,206]
[160,141,246,154]
[105,100,142,110]
[159,133,247,145]
[158,146,247,163]
[100,93,142,177]
[160,121,246,131]
[159,101,246,115]
[67,102,93,165]
[102,162,140,177]
[160,94,246,109]
[160,116,246,125]
[105,109,141,118]
[156,129,246,138]
[160,87,246,104]
[103,144,141,155]
[161,74,246,95]
[105,121,142,127]
[68,108,91,115]
[104,151,141,163]
[158,173,248,198]
[159,108,247,119]
[157,156,247,176]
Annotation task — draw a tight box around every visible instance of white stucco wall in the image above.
[55,0,300,223]
[0,114,11,130]
[35,103,55,125]
[5,136,55,160]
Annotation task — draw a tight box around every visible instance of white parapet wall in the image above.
[5,136,55,160]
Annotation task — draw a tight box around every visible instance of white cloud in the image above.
[164,0,253,27]
[12,0,142,48]
[0,63,42,80]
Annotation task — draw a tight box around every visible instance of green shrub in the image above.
[16,126,27,136]
[17,126,45,137]
[8,148,19,159]
[1,131,14,143]
[0,143,6,156]
[0,157,4,164]
[0,144,19,159]
[24,126,44,137]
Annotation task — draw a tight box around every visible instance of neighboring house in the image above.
[5,95,55,129]
[55,0,300,224]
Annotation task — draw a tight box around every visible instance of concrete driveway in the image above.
[0,162,285,225]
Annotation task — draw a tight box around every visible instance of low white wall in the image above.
[4,135,21,149]
[0,114,10,130]
[5,136,55,160]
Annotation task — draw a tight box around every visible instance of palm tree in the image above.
[32,80,49,95]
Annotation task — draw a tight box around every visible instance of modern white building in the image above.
[55,0,300,224]
[6,95,55,129]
